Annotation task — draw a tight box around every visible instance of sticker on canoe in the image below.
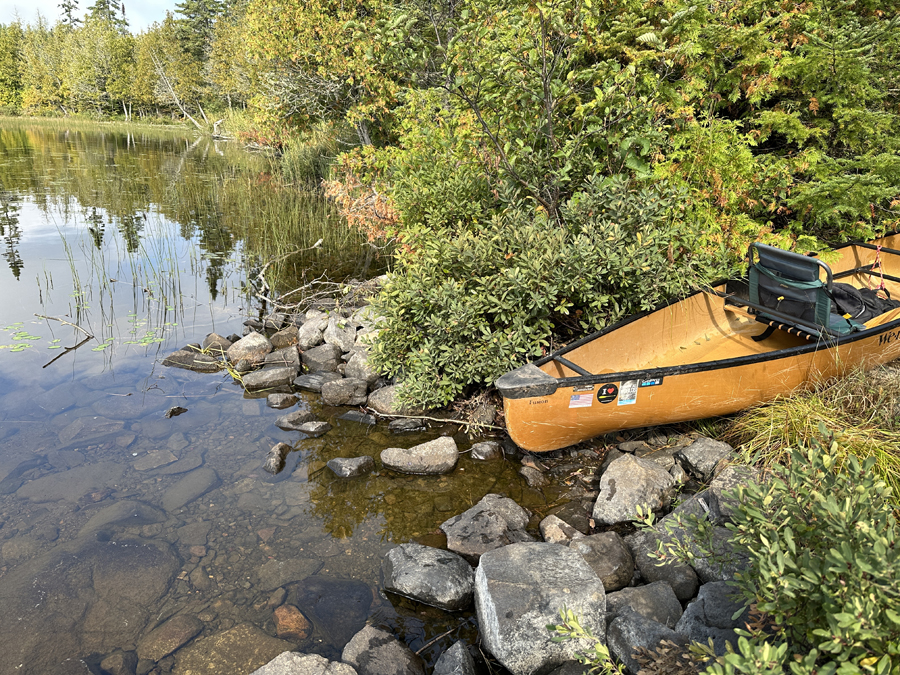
[573,384,595,392]
[569,393,593,408]
[597,384,618,404]
[618,380,638,406]
[639,377,663,387]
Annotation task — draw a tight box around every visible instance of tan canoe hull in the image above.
[498,236,900,452]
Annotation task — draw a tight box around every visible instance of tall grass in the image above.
[724,366,900,497]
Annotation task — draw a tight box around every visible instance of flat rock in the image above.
[568,532,634,593]
[592,454,675,525]
[341,625,425,675]
[172,623,292,675]
[606,581,682,628]
[134,450,178,471]
[161,468,220,512]
[243,367,299,393]
[58,416,125,446]
[381,437,458,475]
[227,332,273,367]
[99,651,139,675]
[267,393,298,409]
[321,378,369,406]
[675,437,733,482]
[157,454,203,475]
[382,543,475,611]
[79,499,167,536]
[366,385,424,416]
[288,576,372,650]
[294,372,343,393]
[16,462,125,503]
[251,653,357,675]
[519,466,549,488]
[433,642,476,675]
[256,558,323,591]
[137,614,203,662]
[388,418,426,433]
[302,344,342,373]
[475,542,606,675]
[275,410,318,431]
[339,410,376,425]
[327,456,375,478]
[440,494,533,561]
[162,349,221,373]
[607,608,688,675]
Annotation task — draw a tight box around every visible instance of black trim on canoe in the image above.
[496,235,900,400]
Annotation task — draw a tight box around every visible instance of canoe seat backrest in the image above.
[748,243,857,334]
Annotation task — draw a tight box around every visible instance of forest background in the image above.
[1,0,899,406]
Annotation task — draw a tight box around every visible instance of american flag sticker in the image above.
[569,393,593,408]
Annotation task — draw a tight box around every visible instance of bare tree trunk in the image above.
[197,101,210,125]
[355,120,372,146]
[150,51,204,131]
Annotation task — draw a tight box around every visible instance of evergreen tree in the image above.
[87,0,127,32]
[59,0,81,28]
[0,23,24,110]
[174,0,223,61]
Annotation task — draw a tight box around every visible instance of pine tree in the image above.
[174,0,223,61]
[87,0,127,32]
[59,0,81,28]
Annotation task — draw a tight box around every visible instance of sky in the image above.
[1,0,180,31]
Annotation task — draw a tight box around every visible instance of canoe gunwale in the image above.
[497,288,900,401]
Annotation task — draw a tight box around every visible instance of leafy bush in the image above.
[649,440,900,675]
[367,175,726,408]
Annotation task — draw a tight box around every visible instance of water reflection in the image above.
[0,122,545,675]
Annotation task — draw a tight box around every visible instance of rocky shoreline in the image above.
[145,299,759,675]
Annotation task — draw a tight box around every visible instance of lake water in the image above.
[0,123,557,675]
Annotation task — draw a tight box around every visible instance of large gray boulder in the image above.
[264,346,301,369]
[382,544,474,611]
[605,581,682,628]
[707,465,759,523]
[675,581,750,656]
[270,326,300,349]
[327,456,375,478]
[568,532,634,593]
[341,625,425,675]
[302,344,342,373]
[321,378,369,406]
[475,542,606,675]
[227,332,273,367]
[202,332,232,353]
[251,652,358,675]
[433,642,476,675]
[539,515,584,545]
[381,437,458,475]
[607,608,688,675]
[675,437,733,482]
[440,494,533,561]
[592,454,676,525]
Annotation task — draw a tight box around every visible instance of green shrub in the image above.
[368,175,726,408]
[647,439,900,675]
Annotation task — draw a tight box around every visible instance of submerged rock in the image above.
[381,437,458,475]
[264,442,293,474]
[251,653,356,675]
[297,421,332,438]
[275,410,318,431]
[170,623,293,675]
[327,456,374,478]
[136,614,203,662]
[273,604,312,642]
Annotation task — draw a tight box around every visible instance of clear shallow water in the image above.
[0,123,555,675]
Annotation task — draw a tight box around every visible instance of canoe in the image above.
[496,235,900,453]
